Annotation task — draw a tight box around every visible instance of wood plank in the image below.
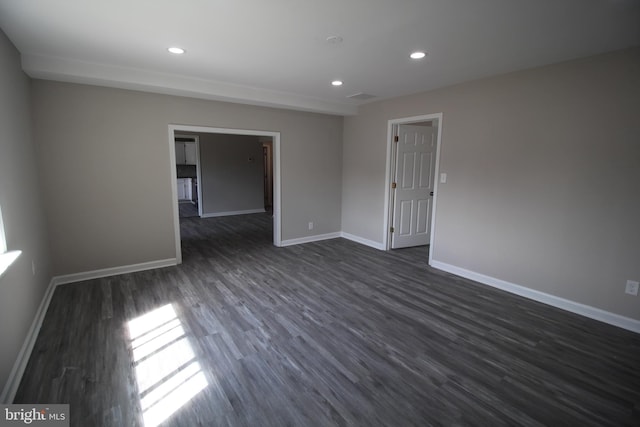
[14,213,640,426]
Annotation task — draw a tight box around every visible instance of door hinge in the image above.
[390,227,394,233]
[391,182,397,189]
[393,135,399,142]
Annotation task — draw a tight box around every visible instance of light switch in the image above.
[440,173,447,183]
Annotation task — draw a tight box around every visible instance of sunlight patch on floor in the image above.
[128,304,208,427]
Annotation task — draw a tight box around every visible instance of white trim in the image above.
[340,232,386,250]
[21,54,358,116]
[272,134,282,247]
[52,258,177,286]
[0,277,57,403]
[0,257,178,403]
[383,113,444,265]
[429,120,444,266]
[430,260,640,334]
[384,123,396,250]
[280,232,341,247]
[201,209,265,218]
[168,125,282,258]
[168,127,182,264]
[195,137,203,218]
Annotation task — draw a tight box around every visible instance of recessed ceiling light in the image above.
[168,47,185,54]
[410,51,426,59]
[331,80,343,86]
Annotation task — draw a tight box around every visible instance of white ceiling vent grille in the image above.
[347,93,376,100]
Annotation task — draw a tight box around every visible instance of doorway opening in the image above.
[383,114,443,264]
[168,125,282,264]
[174,134,201,219]
[261,137,274,213]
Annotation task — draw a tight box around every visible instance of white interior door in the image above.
[391,124,436,249]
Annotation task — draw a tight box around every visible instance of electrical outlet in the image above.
[308,222,314,230]
[625,280,639,296]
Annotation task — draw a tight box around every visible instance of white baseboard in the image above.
[0,257,178,402]
[53,258,177,286]
[280,232,341,247]
[1,229,362,402]
[430,260,640,334]
[340,232,386,250]
[201,209,265,218]
[0,277,57,403]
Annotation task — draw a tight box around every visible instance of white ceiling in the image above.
[0,0,638,115]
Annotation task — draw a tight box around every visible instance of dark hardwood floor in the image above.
[178,201,198,218]
[14,214,640,426]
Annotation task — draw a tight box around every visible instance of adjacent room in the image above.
[0,1,639,426]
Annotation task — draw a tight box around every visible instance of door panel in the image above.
[399,200,413,235]
[391,124,436,249]
[419,153,433,188]
[402,153,416,188]
[416,198,430,234]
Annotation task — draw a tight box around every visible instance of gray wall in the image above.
[31,81,343,276]
[197,133,264,216]
[0,30,51,400]
[343,47,640,320]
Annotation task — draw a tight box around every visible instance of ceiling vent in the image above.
[347,92,376,101]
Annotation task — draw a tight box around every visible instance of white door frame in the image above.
[383,113,443,264]
[168,124,282,264]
